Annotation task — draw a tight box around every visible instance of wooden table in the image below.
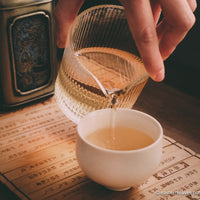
[0,80,200,200]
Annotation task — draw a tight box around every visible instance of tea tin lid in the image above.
[0,0,52,10]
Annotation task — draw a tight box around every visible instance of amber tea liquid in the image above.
[86,126,154,151]
[55,47,148,123]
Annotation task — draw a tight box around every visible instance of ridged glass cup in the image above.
[55,5,149,123]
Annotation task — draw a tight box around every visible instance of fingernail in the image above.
[153,69,165,82]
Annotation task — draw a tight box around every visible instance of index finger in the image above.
[120,0,165,81]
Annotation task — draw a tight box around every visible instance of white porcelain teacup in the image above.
[76,108,163,191]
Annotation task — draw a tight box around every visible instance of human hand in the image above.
[54,0,196,81]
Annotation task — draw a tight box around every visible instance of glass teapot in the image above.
[55,5,148,123]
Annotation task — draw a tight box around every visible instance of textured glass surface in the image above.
[11,13,51,92]
[55,5,148,123]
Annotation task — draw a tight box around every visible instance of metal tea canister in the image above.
[0,0,57,109]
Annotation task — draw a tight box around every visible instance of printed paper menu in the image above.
[0,97,199,200]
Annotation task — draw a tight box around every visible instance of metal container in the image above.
[0,0,57,109]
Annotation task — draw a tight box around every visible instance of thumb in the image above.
[54,0,84,48]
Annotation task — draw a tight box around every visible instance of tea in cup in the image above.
[76,108,163,191]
